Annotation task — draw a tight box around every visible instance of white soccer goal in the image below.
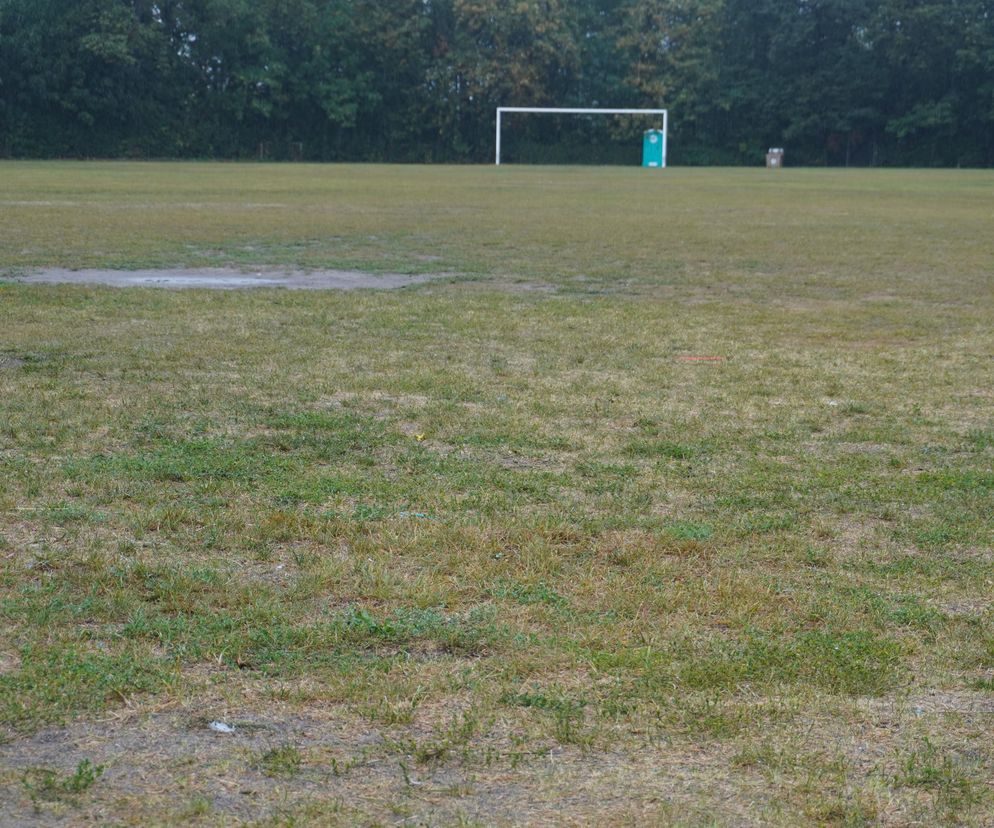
[495,107,668,166]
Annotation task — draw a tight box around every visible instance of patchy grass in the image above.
[21,759,105,812]
[0,163,993,825]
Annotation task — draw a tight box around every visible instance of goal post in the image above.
[495,107,668,166]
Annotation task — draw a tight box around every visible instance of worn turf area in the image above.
[1,162,993,826]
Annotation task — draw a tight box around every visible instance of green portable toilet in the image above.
[642,129,666,168]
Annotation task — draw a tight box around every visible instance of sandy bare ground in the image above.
[0,705,752,827]
[13,268,446,290]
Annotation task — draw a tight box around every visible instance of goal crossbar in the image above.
[495,107,668,166]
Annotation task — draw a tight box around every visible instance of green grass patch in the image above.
[2,164,994,824]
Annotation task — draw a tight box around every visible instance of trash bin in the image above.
[642,129,666,168]
[766,148,785,168]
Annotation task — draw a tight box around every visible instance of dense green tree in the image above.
[422,0,582,160]
[0,0,192,156]
[615,0,722,161]
[0,0,990,164]
[868,0,994,165]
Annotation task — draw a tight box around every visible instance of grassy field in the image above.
[1,162,993,826]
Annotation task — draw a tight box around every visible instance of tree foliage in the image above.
[1,0,991,164]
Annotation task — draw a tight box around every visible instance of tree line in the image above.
[1,0,992,166]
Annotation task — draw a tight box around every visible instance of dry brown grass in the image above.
[1,163,993,825]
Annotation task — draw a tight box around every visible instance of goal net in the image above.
[495,107,668,167]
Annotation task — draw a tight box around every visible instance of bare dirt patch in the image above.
[858,690,994,717]
[0,707,760,827]
[15,268,449,291]
[319,391,432,417]
[0,652,21,676]
[935,598,992,618]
